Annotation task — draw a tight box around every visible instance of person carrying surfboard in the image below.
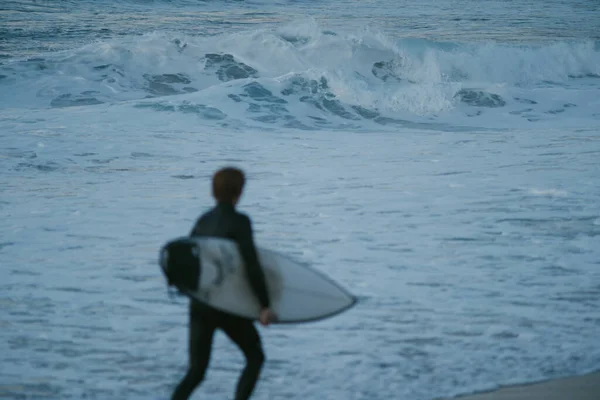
[171,166,277,400]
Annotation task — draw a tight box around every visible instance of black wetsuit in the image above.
[171,202,271,400]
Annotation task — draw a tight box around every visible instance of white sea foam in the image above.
[529,188,569,197]
[1,102,599,399]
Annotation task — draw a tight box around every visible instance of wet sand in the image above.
[448,371,600,400]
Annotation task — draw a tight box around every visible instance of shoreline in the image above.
[444,371,600,400]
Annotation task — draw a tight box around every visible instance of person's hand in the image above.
[259,308,277,326]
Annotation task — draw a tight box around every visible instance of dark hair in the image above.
[212,167,245,203]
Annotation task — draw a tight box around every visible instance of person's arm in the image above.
[236,214,271,309]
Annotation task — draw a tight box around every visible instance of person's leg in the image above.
[220,316,265,400]
[171,312,216,400]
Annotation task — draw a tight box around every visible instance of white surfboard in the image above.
[159,236,356,323]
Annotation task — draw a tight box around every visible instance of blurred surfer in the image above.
[171,167,276,400]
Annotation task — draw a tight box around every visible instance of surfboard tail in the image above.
[159,237,201,292]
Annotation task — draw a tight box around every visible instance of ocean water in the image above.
[1,0,599,399]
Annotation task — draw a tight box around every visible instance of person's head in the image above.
[212,167,246,205]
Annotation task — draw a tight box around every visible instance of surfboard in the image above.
[159,236,356,323]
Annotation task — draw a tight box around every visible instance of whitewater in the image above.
[1,0,599,399]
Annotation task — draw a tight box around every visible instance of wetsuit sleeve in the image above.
[236,215,271,309]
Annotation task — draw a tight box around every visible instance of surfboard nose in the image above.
[159,238,201,292]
